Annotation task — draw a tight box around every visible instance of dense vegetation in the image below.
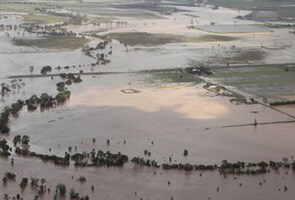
[13,36,89,50]
[0,72,84,134]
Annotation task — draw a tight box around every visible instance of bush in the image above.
[0,139,9,150]
[56,82,66,91]
[13,135,21,146]
[0,150,11,157]
[20,177,28,188]
[69,188,79,199]
[78,176,86,183]
[5,172,16,180]
[183,149,188,156]
[55,91,71,103]
[21,135,30,145]
[56,184,66,196]
[0,125,10,133]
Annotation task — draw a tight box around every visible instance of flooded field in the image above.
[1,73,295,199]
[212,64,295,101]
[1,0,295,199]
[194,24,270,33]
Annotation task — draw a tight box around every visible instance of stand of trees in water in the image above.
[2,134,295,176]
[0,73,84,134]
[82,40,112,65]
[2,171,91,200]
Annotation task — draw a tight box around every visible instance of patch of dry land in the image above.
[21,14,69,24]
[104,32,237,46]
[12,36,90,50]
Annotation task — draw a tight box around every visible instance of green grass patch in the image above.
[166,0,196,5]
[60,2,106,9]
[0,2,59,13]
[104,32,237,46]
[207,49,266,64]
[113,12,163,19]
[21,14,69,24]
[190,35,237,42]
[0,2,38,13]
[183,13,199,18]
[145,71,201,84]
[278,6,295,18]
[87,16,115,24]
[105,32,180,46]
[211,65,295,100]
[63,2,163,19]
[193,24,270,34]
[12,36,90,50]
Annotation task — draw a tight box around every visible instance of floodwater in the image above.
[1,75,295,199]
[275,105,295,116]
[3,75,294,162]
[1,3,295,200]
[195,24,270,33]
[1,158,295,200]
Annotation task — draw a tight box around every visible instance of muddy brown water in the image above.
[1,74,295,199]
[1,5,295,199]
[1,158,295,200]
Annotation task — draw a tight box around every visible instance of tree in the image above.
[56,184,66,196]
[20,177,28,188]
[55,91,71,103]
[0,125,9,133]
[5,172,16,180]
[69,188,79,199]
[183,149,188,156]
[3,194,10,200]
[21,135,30,145]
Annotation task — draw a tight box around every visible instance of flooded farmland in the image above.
[0,0,295,200]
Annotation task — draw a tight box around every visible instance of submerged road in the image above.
[6,68,184,79]
[207,120,295,130]
[6,62,295,79]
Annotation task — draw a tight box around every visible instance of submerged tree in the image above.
[56,184,67,196]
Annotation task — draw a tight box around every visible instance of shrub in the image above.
[5,172,16,180]
[20,177,28,188]
[183,149,188,156]
[56,184,66,196]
